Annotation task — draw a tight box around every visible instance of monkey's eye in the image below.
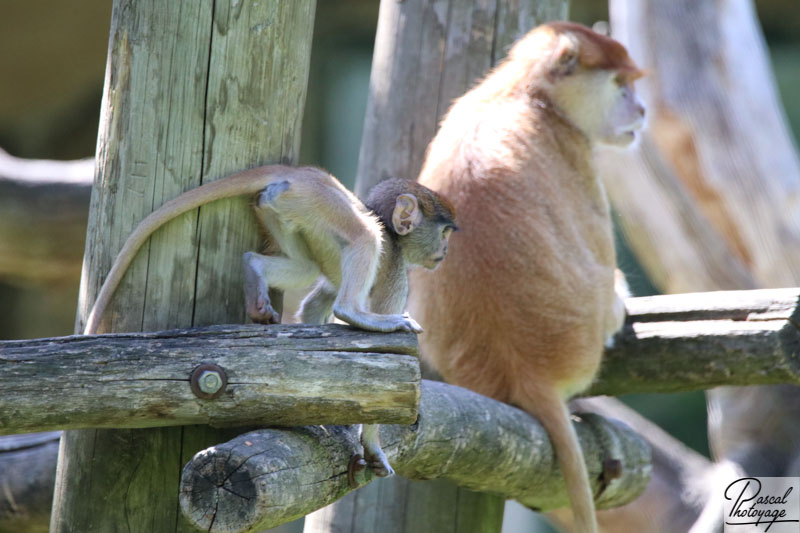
[442,225,457,239]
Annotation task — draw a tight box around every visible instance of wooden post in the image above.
[50,2,316,531]
[307,1,568,532]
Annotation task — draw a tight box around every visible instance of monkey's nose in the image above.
[637,104,646,117]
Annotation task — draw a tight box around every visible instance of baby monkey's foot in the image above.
[363,445,395,477]
[243,252,280,324]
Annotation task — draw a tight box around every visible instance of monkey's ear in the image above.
[392,194,423,235]
[550,34,579,77]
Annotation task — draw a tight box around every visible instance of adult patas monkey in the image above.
[408,22,644,533]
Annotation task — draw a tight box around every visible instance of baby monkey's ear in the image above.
[391,193,422,235]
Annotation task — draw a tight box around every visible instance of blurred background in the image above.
[1,1,799,531]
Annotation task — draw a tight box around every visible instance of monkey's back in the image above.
[410,97,616,404]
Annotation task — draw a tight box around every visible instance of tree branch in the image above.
[179,380,651,533]
[591,287,800,395]
[0,324,419,435]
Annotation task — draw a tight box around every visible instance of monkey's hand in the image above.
[604,269,630,348]
[333,306,423,334]
[243,252,280,324]
[360,424,395,478]
[364,445,395,477]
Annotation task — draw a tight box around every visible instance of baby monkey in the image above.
[83,165,457,477]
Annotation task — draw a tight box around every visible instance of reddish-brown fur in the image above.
[408,22,643,533]
[548,22,643,83]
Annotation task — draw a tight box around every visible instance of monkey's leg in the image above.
[360,423,394,477]
[297,278,337,324]
[243,252,319,324]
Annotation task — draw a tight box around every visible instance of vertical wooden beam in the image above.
[310,1,568,532]
[51,1,316,531]
[354,0,568,198]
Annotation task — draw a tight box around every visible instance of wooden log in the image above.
[0,432,60,533]
[50,2,317,532]
[2,289,795,435]
[179,381,651,533]
[0,148,92,286]
[0,325,419,435]
[590,287,800,395]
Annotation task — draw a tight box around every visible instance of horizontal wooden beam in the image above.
[3,288,799,434]
[0,324,419,435]
[179,380,651,533]
[591,288,800,395]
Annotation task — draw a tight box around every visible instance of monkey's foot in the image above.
[333,306,423,334]
[243,252,280,324]
[248,298,280,325]
[363,446,395,478]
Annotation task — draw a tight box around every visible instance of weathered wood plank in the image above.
[0,325,419,435]
[179,381,650,533]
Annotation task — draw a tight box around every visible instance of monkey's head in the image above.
[366,179,458,270]
[509,21,646,147]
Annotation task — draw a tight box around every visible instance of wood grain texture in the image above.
[180,381,650,533]
[354,0,568,198]
[51,2,317,532]
[0,325,419,435]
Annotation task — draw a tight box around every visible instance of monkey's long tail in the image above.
[527,393,598,533]
[83,166,287,335]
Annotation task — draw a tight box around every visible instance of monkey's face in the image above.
[551,69,646,147]
[402,222,456,270]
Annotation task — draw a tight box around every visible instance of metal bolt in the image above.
[198,370,223,394]
[190,363,228,400]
